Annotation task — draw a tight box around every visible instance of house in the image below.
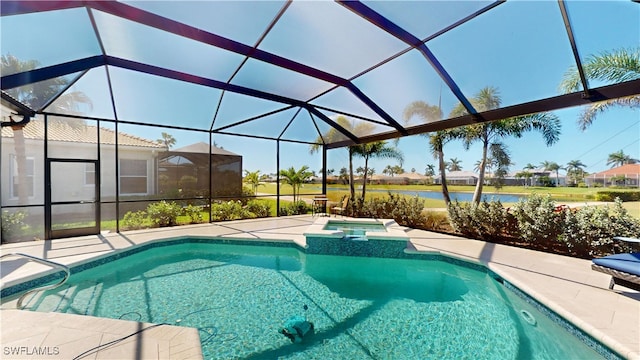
[435,171,478,186]
[158,142,242,198]
[367,174,410,185]
[586,164,640,188]
[397,172,432,185]
[1,118,164,207]
[1,115,243,240]
[500,169,566,187]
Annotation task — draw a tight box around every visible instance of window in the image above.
[10,155,35,199]
[119,159,148,194]
[85,163,95,186]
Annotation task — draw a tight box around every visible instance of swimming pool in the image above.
[7,239,614,360]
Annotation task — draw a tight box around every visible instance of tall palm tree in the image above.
[559,47,640,130]
[403,100,456,205]
[447,158,462,171]
[565,160,586,185]
[156,132,176,149]
[523,163,537,187]
[540,160,562,186]
[310,116,374,199]
[451,86,561,204]
[607,150,638,168]
[279,165,313,203]
[352,141,403,199]
[243,170,264,195]
[2,55,93,203]
[430,131,455,205]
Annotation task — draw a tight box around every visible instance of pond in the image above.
[324,187,523,203]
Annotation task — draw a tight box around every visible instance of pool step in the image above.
[25,282,102,315]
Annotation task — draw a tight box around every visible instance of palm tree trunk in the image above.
[472,139,489,204]
[12,126,29,204]
[348,147,355,199]
[437,148,451,206]
[361,156,369,199]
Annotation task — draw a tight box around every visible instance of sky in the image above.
[2,1,638,177]
[223,104,639,176]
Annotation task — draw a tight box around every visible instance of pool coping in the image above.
[1,235,626,360]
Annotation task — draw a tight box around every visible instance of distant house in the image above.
[397,172,431,185]
[157,142,242,198]
[586,164,640,188]
[367,174,409,185]
[500,169,566,187]
[436,171,478,185]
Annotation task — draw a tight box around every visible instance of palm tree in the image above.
[607,150,638,168]
[540,161,562,186]
[352,141,403,199]
[447,158,462,171]
[424,164,436,177]
[310,116,374,200]
[156,132,176,149]
[243,170,264,195]
[450,86,561,204]
[403,100,456,205]
[487,142,512,189]
[515,171,532,187]
[523,163,537,187]
[279,165,313,203]
[559,47,640,130]
[565,160,587,185]
[2,55,93,203]
[338,167,349,185]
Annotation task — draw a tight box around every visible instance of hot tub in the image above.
[304,217,409,256]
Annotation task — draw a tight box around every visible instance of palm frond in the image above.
[578,95,640,131]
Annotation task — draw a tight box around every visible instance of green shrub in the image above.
[279,200,308,216]
[245,200,271,218]
[447,200,511,239]
[212,200,253,221]
[183,204,205,224]
[1,210,27,240]
[560,198,640,257]
[121,210,149,230]
[595,191,640,202]
[353,193,426,228]
[146,201,182,227]
[509,194,564,248]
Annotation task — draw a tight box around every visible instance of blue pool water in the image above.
[18,242,608,360]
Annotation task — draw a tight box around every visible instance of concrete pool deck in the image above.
[1,215,638,359]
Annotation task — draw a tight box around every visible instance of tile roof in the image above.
[172,141,239,156]
[590,164,640,177]
[1,120,163,148]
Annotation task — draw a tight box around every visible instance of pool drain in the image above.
[520,309,537,326]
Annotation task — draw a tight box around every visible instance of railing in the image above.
[0,253,71,309]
